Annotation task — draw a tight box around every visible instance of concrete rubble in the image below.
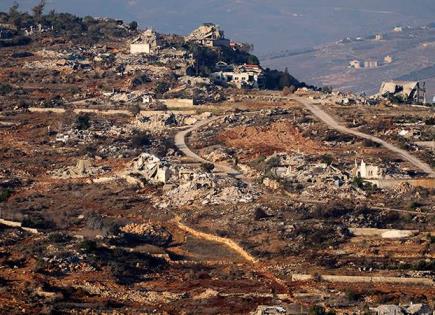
[50,160,107,179]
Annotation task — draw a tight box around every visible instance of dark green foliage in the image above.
[352,176,364,188]
[3,4,131,42]
[320,154,333,165]
[362,139,381,148]
[80,240,97,253]
[345,290,363,302]
[263,68,304,90]
[129,21,138,31]
[47,232,71,243]
[425,117,435,125]
[309,306,336,315]
[154,81,170,95]
[75,114,91,130]
[0,36,31,48]
[32,0,46,23]
[185,42,260,76]
[0,189,12,202]
[201,163,215,173]
[22,215,54,229]
[0,83,13,96]
[131,132,152,148]
[42,95,64,107]
[408,201,423,210]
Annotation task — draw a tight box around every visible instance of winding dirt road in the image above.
[292,96,435,177]
[174,116,243,178]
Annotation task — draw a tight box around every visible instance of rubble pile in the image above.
[127,153,171,184]
[50,160,107,179]
[164,170,257,206]
[135,112,179,130]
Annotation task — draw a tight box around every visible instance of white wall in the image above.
[130,43,151,54]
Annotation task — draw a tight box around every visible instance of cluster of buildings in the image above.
[349,55,393,69]
[129,23,265,90]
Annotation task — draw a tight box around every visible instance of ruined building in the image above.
[210,64,265,89]
[130,29,163,55]
[186,23,230,48]
[379,80,426,104]
[352,160,383,179]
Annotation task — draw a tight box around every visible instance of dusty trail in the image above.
[174,116,244,179]
[291,96,435,177]
[172,216,290,293]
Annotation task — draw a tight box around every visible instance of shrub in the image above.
[201,163,215,173]
[363,139,381,148]
[0,189,12,202]
[309,306,336,315]
[154,82,170,96]
[129,104,141,116]
[75,114,91,130]
[47,232,71,243]
[320,154,333,165]
[131,132,152,148]
[22,215,54,229]
[80,240,97,253]
[0,83,13,96]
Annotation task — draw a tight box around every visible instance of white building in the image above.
[349,60,361,69]
[364,60,378,69]
[353,160,383,179]
[374,34,384,41]
[210,64,265,89]
[130,29,163,55]
[384,55,393,64]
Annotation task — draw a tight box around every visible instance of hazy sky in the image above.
[1,0,434,54]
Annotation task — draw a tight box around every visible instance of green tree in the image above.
[32,0,46,23]
[8,2,22,28]
[279,67,292,89]
[129,21,138,31]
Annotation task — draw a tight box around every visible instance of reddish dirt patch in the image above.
[219,121,327,157]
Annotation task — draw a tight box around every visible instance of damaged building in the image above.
[379,80,426,104]
[186,23,230,48]
[352,160,383,179]
[210,64,265,89]
[130,29,163,55]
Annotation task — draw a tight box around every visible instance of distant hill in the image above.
[262,24,435,100]
[1,0,435,54]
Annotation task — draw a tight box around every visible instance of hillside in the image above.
[262,24,435,99]
[1,0,435,54]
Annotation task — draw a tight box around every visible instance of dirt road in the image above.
[174,117,243,178]
[292,96,435,177]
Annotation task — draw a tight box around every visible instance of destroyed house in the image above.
[186,23,230,48]
[211,64,265,89]
[379,80,426,104]
[352,160,383,179]
[130,29,163,55]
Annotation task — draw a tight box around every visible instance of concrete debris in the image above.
[370,304,433,315]
[50,160,106,179]
[163,169,256,206]
[128,153,171,184]
[252,305,287,315]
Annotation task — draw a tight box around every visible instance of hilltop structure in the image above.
[186,23,230,48]
[130,29,163,54]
